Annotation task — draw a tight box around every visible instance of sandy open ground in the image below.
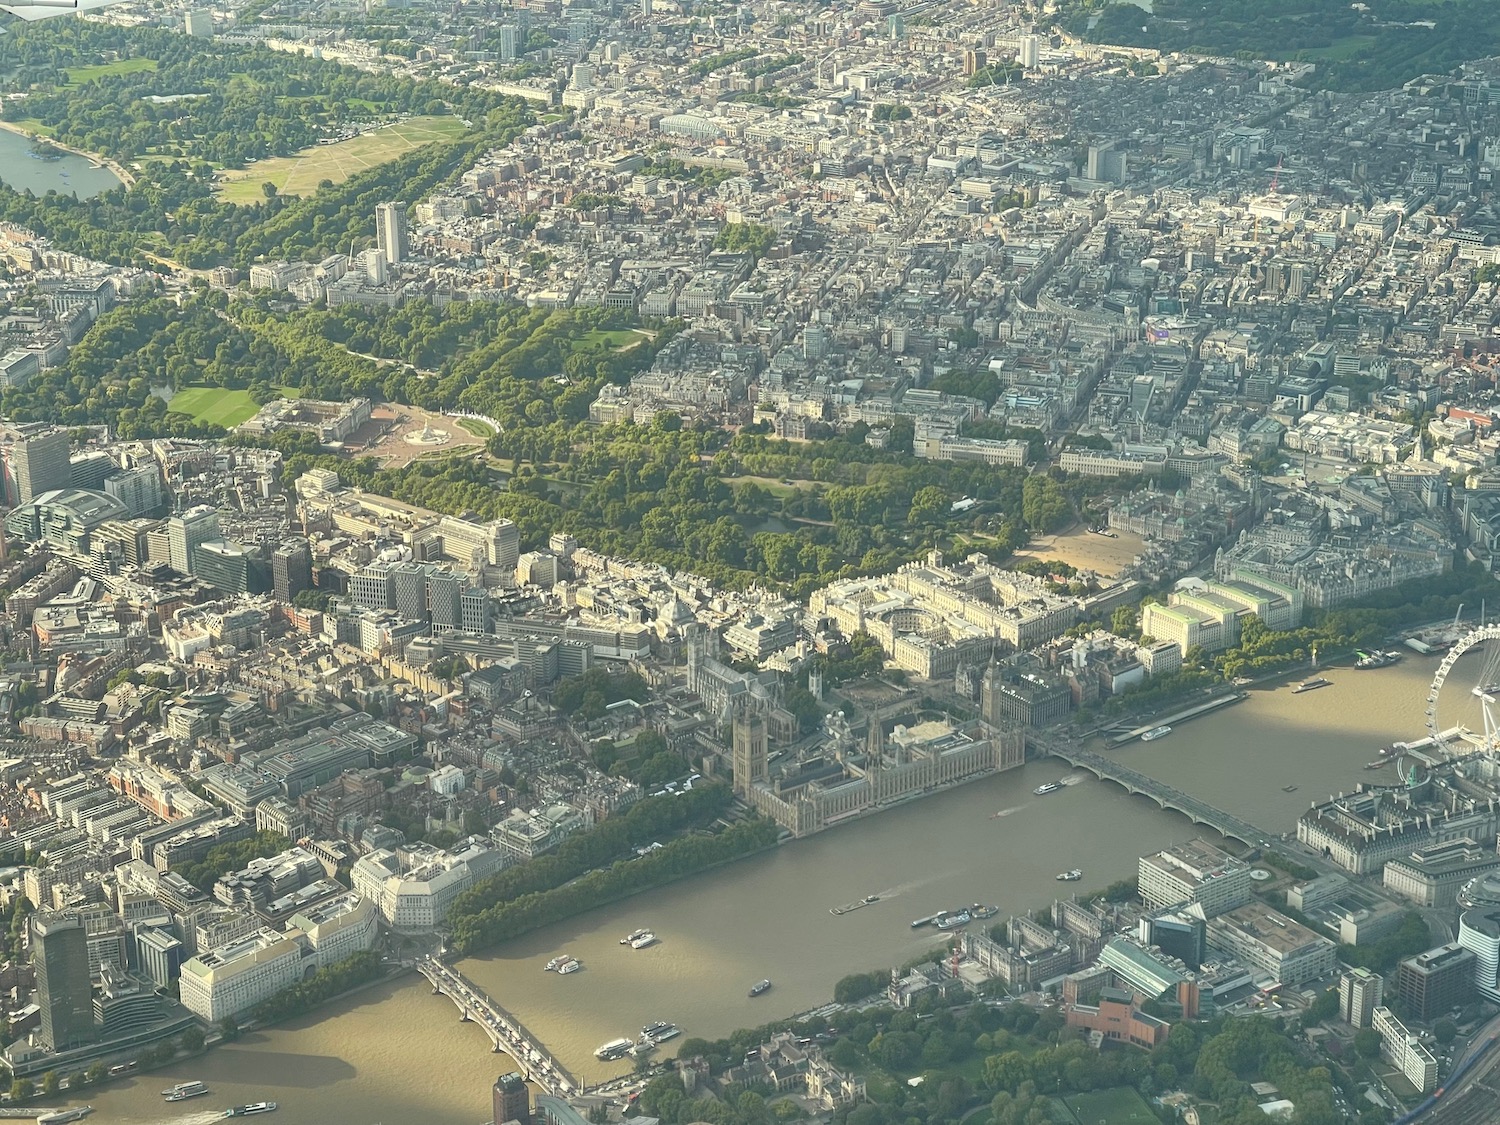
[1008,525,1147,577]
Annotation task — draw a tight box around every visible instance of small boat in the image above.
[620,928,650,945]
[164,1082,210,1102]
[630,931,657,949]
[224,1105,277,1119]
[1140,725,1172,742]
[595,1038,635,1060]
[557,957,583,973]
[1282,785,1298,792]
[749,979,772,997]
[1355,650,1399,669]
[544,955,572,971]
[1033,782,1062,796]
[936,910,971,930]
[862,894,879,904]
[1056,869,1082,882]
[643,1021,681,1043]
[970,903,998,919]
[1364,760,1388,770]
[38,1109,92,1125]
[1292,677,1331,693]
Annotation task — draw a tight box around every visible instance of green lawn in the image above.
[10,118,56,138]
[1060,1087,1157,1125]
[215,115,471,203]
[167,386,261,428]
[1274,35,1377,62]
[64,58,158,87]
[455,416,496,438]
[577,328,646,351]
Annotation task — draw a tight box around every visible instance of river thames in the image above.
[54,653,1482,1125]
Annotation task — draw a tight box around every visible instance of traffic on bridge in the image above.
[418,956,583,1096]
[1032,733,1274,848]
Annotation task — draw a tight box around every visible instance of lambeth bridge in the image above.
[1032,734,1275,848]
[417,955,583,1096]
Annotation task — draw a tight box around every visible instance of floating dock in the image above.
[1105,692,1247,746]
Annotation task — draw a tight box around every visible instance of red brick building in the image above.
[1064,986,1170,1049]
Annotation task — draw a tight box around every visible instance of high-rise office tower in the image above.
[391,562,431,621]
[1019,34,1040,70]
[273,539,312,603]
[1338,966,1384,1028]
[492,1072,530,1125]
[11,428,71,505]
[428,568,462,630]
[167,506,221,576]
[375,202,409,265]
[33,912,96,1052]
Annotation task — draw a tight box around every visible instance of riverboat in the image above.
[969,904,998,919]
[1056,870,1082,882]
[1033,782,1062,795]
[164,1082,210,1102]
[38,1108,92,1124]
[1292,677,1331,694]
[643,1021,681,1043]
[557,957,583,973]
[1282,785,1298,792]
[596,1038,635,1060]
[620,929,650,945]
[1355,650,1400,669]
[630,931,658,949]
[749,980,772,997]
[1140,726,1172,742]
[936,910,971,930]
[224,1104,278,1118]
[544,955,573,971]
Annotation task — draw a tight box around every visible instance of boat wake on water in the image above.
[989,804,1025,819]
[1058,774,1087,786]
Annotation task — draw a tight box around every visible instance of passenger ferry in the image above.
[749,979,772,997]
[1140,726,1172,742]
[643,1021,681,1043]
[224,1104,278,1118]
[935,910,971,930]
[38,1108,92,1125]
[1056,869,1082,882]
[629,931,658,949]
[595,1038,635,1061]
[1292,677,1331,694]
[163,1082,210,1102]
[620,929,651,945]
[556,957,583,974]
[1032,782,1062,796]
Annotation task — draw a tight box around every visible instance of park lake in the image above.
[0,127,123,198]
